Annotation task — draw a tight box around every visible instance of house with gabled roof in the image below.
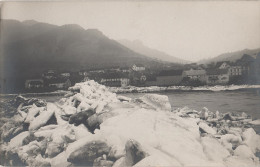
[182,68,207,82]
[100,72,130,87]
[42,69,56,79]
[132,64,145,71]
[155,70,183,86]
[47,78,71,89]
[216,62,231,69]
[120,67,131,73]
[206,69,229,85]
[25,79,44,89]
[60,72,71,78]
[254,52,260,84]
[228,66,242,76]
[236,54,255,76]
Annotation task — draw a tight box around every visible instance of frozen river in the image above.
[2,89,259,119]
[122,89,260,134]
[122,89,260,120]
[1,89,260,134]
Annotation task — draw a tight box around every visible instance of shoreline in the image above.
[1,84,260,97]
[109,84,260,94]
[0,90,69,98]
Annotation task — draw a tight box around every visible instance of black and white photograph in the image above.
[0,0,260,166]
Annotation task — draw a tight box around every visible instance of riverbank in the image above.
[1,85,260,97]
[0,90,69,99]
[1,80,260,166]
[109,84,260,93]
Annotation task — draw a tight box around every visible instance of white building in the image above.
[132,64,145,71]
[60,72,70,77]
[48,79,71,89]
[218,62,230,69]
[100,78,129,87]
[100,72,130,87]
[25,79,44,89]
[206,69,229,85]
[120,67,131,73]
[121,78,130,87]
[228,66,242,76]
[182,69,207,82]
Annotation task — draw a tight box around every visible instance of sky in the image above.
[1,0,260,62]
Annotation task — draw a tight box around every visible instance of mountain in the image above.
[0,20,169,93]
[198,48,260,64]
[118,39,190,64]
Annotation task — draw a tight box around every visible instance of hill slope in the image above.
[198,48,260,64]
[118,39,190,64]
[0,20,167,93]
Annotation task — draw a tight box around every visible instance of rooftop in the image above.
[215,61,230,68]
[134,64,145,67]
[29,80,43,85]
[184,69,206,76]
[158,70,183,76]
[100,72,129,79]
[47,78,70,84]
[206,69,229,75]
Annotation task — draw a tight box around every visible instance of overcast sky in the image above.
[1,1,260,62]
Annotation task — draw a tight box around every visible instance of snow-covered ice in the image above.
[1,80,260,167]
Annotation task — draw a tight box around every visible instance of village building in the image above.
[132,64,145,71]
[182,69,207,82]
[88,69,105,73]
[106,67,121,73]
[140,75,147,82]
[154,70,183,86]
[120,67,131,73]
[206,69,229,85]
[228,66,242,76]
[78,71,83,76]
[121,78,130,87]
[42,70,56,79]
[198,64,207,69]
[60,72,70,78]
[47,78,71,89]
[184,63,198,69]
[254,53,260,84]
[236,54,255,76]
[129,72,147,86]
[78,71,88,76]
[100,73,130,87]
[217,62,231,69]
[145,75,157,86]
[25,79,44,89]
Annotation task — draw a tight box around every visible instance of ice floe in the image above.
[1,80,260,167]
